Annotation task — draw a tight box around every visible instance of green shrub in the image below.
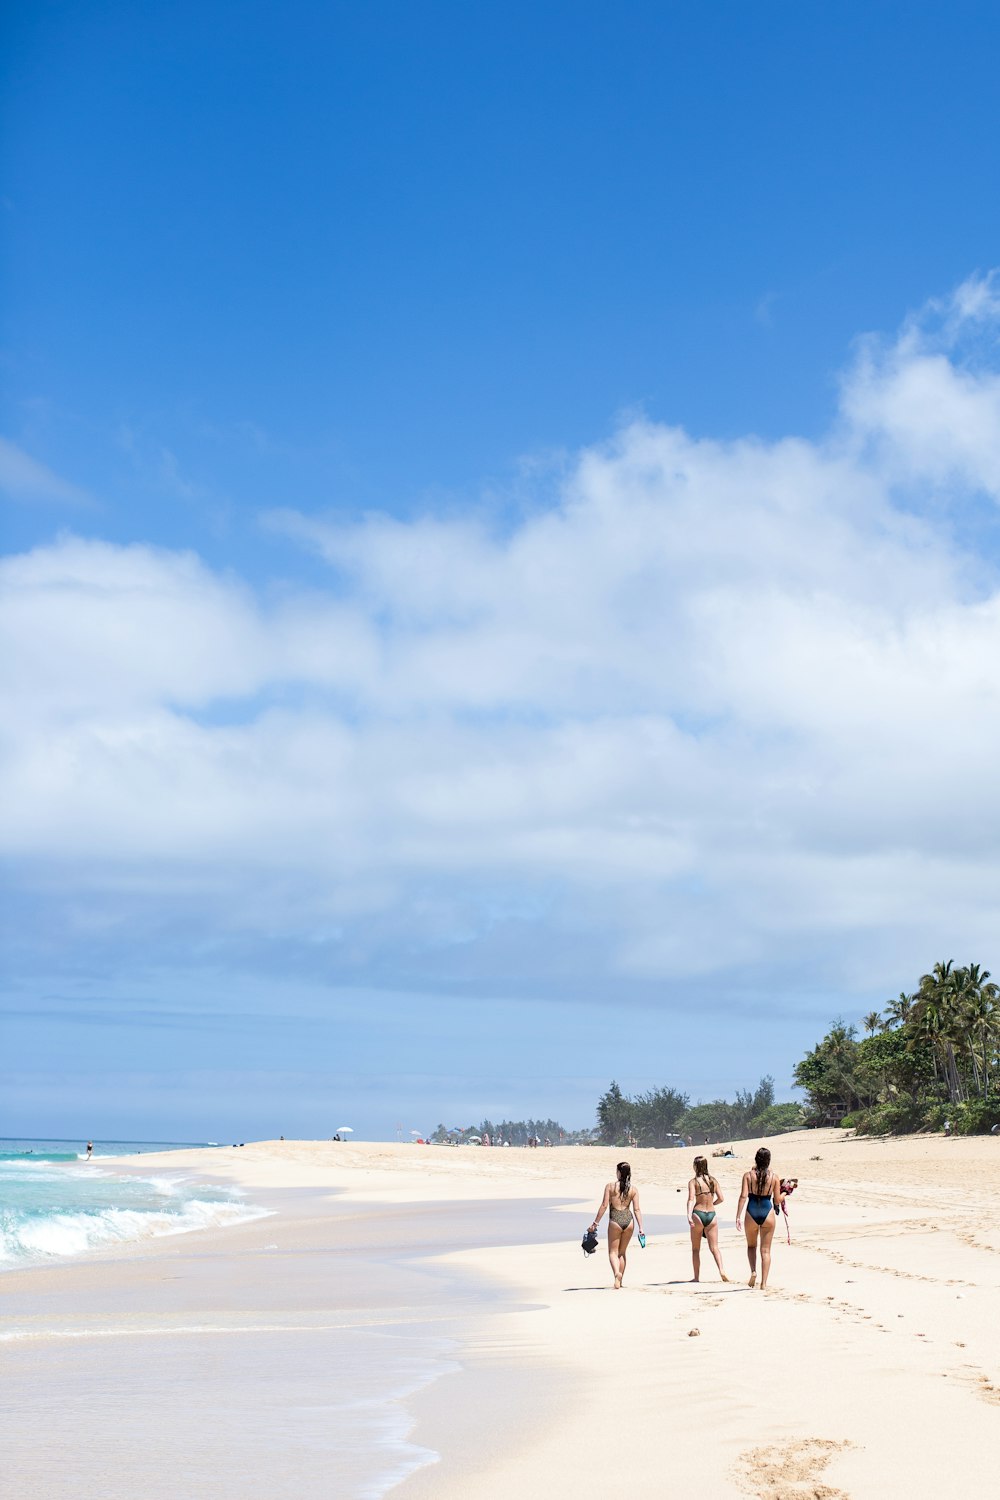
[853,1100,929,1135]
[952,1098,1000,1135]
[750,1103,806,1136]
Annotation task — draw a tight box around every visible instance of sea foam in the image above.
[0,1152,268,1268]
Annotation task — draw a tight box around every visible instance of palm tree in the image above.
[884,992,915,1030]
[863,1011,881,1038]
[913,963,954,1102]
[915,961,966,1105]
[960,964,999,1099]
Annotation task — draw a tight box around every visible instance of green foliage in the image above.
[678,1100,738,1140]
[950,1098,1000,1135]
[432,1118,582,1145]
[630,1086,690,1147]
[596,1082,634,1146]
[476,1117,571,1145]
[597,1076,792,1147]
[596,1082,690,1146]
[853,1101,929,1136]
[741,1076,776,1119]
[854,1027,936,1106]
[750,1102,805,1136]
[793,1022,861,1120]
[796,959,1000,1135]
[677,1077,782,1140]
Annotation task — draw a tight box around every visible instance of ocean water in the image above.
[2,1152,635,1498]
[0,1137,267,1268]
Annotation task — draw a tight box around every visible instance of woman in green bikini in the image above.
[686,1156,729,1283]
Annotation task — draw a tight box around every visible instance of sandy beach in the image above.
[4,1129,1000,1498]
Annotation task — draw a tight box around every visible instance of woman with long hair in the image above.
[736,1146,783,1289]
[686,1156,728,1283]
[590,1160,644,1289]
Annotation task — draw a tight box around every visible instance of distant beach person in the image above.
[736,1146,783,1290]
[686,1156,729,1283]
[86,1141,93,1159]
[589,1161,644,1289]
[778,1177,798,1244]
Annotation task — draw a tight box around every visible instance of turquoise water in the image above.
[0,1136,222,1159]
[0,1138,267,1268]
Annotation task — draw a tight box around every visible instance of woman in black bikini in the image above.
[686,1156,728,1283]
[736,1145,783,1290]
[590,1161,644,1289]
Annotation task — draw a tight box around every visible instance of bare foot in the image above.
[748,1273,756,1288]
[614,1275,623,1289]
[720,1273,730,1283]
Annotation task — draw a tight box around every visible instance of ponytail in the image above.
[754,1145,771,1195]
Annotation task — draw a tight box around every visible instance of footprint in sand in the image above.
[978,1377,1000,1405]
[736,1436,851,1499]
[949,1364,1000,1406]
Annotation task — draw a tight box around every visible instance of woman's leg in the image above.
[608,1223,623,1286]
[704,1218,728,1281]
[617,1221,634,1285]
[744,1218,760,1286]
[689,1218,704,1281]
[759,1213,776,1289]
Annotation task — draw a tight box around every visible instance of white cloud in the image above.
[5,277,1000,998]
[841,272,1000,497]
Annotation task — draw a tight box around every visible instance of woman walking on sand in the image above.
[590,1161,644,1289]
[736,1146,783,1290]
[686,1156,729,1283]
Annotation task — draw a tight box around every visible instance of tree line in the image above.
[794,960,1000,1136]
[430,1117,591,1145]
[595,1077,803,1147]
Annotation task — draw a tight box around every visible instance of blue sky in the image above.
[4,2,1000,1139]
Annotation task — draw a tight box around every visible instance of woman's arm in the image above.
[685,1178,696,1225]
[772,1173,784,1213]
[631,1187,643,1235]
[735,1171,749,1230]
[590,1183,610,1230]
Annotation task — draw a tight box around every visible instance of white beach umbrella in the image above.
[335,1125,354,1134]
